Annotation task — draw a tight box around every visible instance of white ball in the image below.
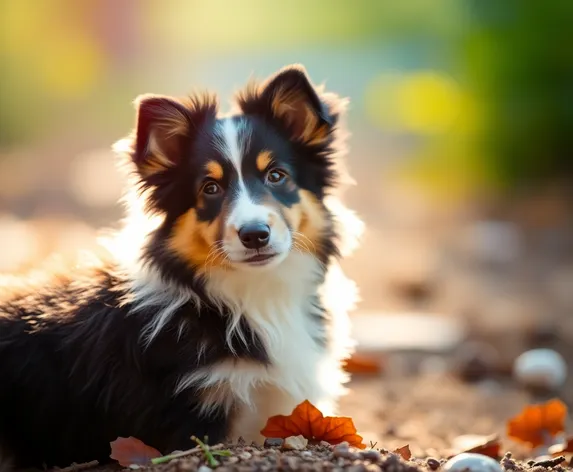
[443,453,502,472]
[513,348,568,389]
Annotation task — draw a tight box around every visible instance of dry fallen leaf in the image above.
[506,398,567,448]
[261,400,366,449]
[393,444,412,460]
[343,354,384,375]
[110,436,162,466]
[461,435,501,459]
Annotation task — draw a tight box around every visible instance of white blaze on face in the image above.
[215,117,291,264]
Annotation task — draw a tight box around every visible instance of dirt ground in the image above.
[43,374,573,472]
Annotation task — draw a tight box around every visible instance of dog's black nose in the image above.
[238,223,270,249]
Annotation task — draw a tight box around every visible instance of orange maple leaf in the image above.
[110,436,162,466]
[261,400,366,449]
[394,444,412,460]
[462,435,501,459]
[506,399,567,448]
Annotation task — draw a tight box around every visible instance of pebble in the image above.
[443,453,502,472]
[238,451,252,460]
[283,434,308,450]
[513,348,567,390]
[426,457,441,470]
[263,437,284,448]
[333,443,352,459]
[358,449,381,462]
[365,465,382,472]
[347,464,367,472]
[197,466,213,472]
[280,456,299,469]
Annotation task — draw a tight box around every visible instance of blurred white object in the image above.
[513,348,567,390]
[351,312,464,352]
[443,453,502,472]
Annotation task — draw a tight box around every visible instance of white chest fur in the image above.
[175,253,349,440]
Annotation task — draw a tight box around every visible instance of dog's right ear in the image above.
[119,93,217,212]
[131,94,215,179]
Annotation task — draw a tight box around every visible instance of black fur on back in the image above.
[0,263,269,468]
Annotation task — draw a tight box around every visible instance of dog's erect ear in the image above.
[237,65,337,145]
[131,94,194,178]
[121,93,217,212]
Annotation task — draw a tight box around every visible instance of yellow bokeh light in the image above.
[395,71,462,134]
[365,70,464,135]
[36,32,106,99]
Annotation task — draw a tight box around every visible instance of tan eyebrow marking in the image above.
[256,150,273,172]
[205,161,223,180]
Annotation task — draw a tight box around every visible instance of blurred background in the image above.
[1,0,573,456]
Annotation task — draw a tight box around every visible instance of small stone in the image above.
[280,456,300,470]
[177,463,197,472]
[347,465,367,472]
[283,434,308,451]
[365,465,382,472]
[238,451,252,460]
[197,466,213,472]
[443,453,502,472]
[226,456,239,464]
[513,348,568,390]
[264,437,284,448]
[333,443,352,459]
[426,457,441,470]
[320,440,332,448]
[301,450,313,457]
[359,449,381,462]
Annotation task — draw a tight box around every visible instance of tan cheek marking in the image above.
[168,209,227,271]
[296,190,328,253]
[283,203,302,233]
[205,161,224,180]
[256,150,273,172]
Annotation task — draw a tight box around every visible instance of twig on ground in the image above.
[532,455,566,468]
[150,437,231,466]
[56,460,99,472]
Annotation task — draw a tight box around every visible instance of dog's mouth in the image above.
[242,253,278,265]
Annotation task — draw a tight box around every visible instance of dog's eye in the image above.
[266,168,288,185]
[202,181,221,195]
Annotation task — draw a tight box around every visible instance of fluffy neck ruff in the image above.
[129,246,324,350]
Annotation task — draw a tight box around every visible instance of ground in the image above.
[44,374,572,472]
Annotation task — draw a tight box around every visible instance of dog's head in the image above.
[121,65,348,280]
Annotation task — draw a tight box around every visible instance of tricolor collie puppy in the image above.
[0,65,363,469]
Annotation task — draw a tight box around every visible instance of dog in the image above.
[0,64,363,469]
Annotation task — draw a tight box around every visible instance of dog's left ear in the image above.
[238,65,338,145]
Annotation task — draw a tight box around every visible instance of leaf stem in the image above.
[151,446,200,464]
[192,435,220,467]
